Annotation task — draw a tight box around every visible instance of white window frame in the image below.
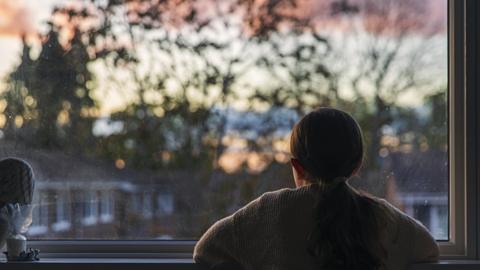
[26,0,476,261]
[438,0,476,259]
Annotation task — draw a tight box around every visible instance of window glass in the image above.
[29,192,48,236]
[82,191,98,226]
[142,192,153,219]
[157,193,174,216]
[0,0,448,240]
[100,190,114,223]
[52,191,71,232]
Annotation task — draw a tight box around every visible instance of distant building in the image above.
[0,142,449,240]
[0,143,178,239]
[383,150,448,239]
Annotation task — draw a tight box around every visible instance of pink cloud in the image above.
[0,0,35,37]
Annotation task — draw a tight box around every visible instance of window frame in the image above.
[438,0,478,259]
[27,0,475,260]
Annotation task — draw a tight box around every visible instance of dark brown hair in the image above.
[290,107,385,270]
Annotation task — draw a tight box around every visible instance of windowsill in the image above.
[0,258,198,270]
[0,259,479,270]
[27,226,48,236]
[99,215,114,223]
[410,261,480,270]
[81,217,98,226]
[52,221,72,232]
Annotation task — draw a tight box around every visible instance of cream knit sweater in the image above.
[194,184,439,270]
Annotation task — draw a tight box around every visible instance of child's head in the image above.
[291,108,384,270]
[290,107,363,187]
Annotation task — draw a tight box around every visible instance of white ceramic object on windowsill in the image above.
[6,234,26,257]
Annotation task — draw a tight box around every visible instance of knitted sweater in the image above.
[194,184,439,270]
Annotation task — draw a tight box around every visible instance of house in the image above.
[382,150,448,239]
[0,143,177,239]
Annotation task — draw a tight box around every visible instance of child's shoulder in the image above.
[370,197,435,244]
[371,197,418,224]
[253,185,318,206]
[369,197,410,226]
[233,185,317,219]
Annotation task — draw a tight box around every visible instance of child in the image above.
[194,107,439,270]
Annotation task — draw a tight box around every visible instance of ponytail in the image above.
[290,108,385,270]
[307,178,385,270]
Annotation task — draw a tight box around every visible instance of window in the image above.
[100,190,114,223]
[1,0,476,260]
[131,192,143,213]
[82,191,98,226]
[157,193,174,216]
[52,191,71,232]
[142,192,153,219]
[28,192,49,236]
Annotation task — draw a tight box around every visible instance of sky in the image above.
[0,0,448,114]
[0,0,448,174]
[0,0,61,75]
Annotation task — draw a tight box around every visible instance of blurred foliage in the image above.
[3,30,95,152]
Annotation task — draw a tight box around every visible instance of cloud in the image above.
[280,0,446,36]
[0,0,34,37]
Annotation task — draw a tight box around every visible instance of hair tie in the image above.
[333,176,348,185]
[322,176,348,190]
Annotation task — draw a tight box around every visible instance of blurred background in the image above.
[0,0,448,240]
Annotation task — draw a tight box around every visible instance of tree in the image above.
[91,0,323,170]
[3,28,95,152]
[331,0,446,171]
[1,2,129,154]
